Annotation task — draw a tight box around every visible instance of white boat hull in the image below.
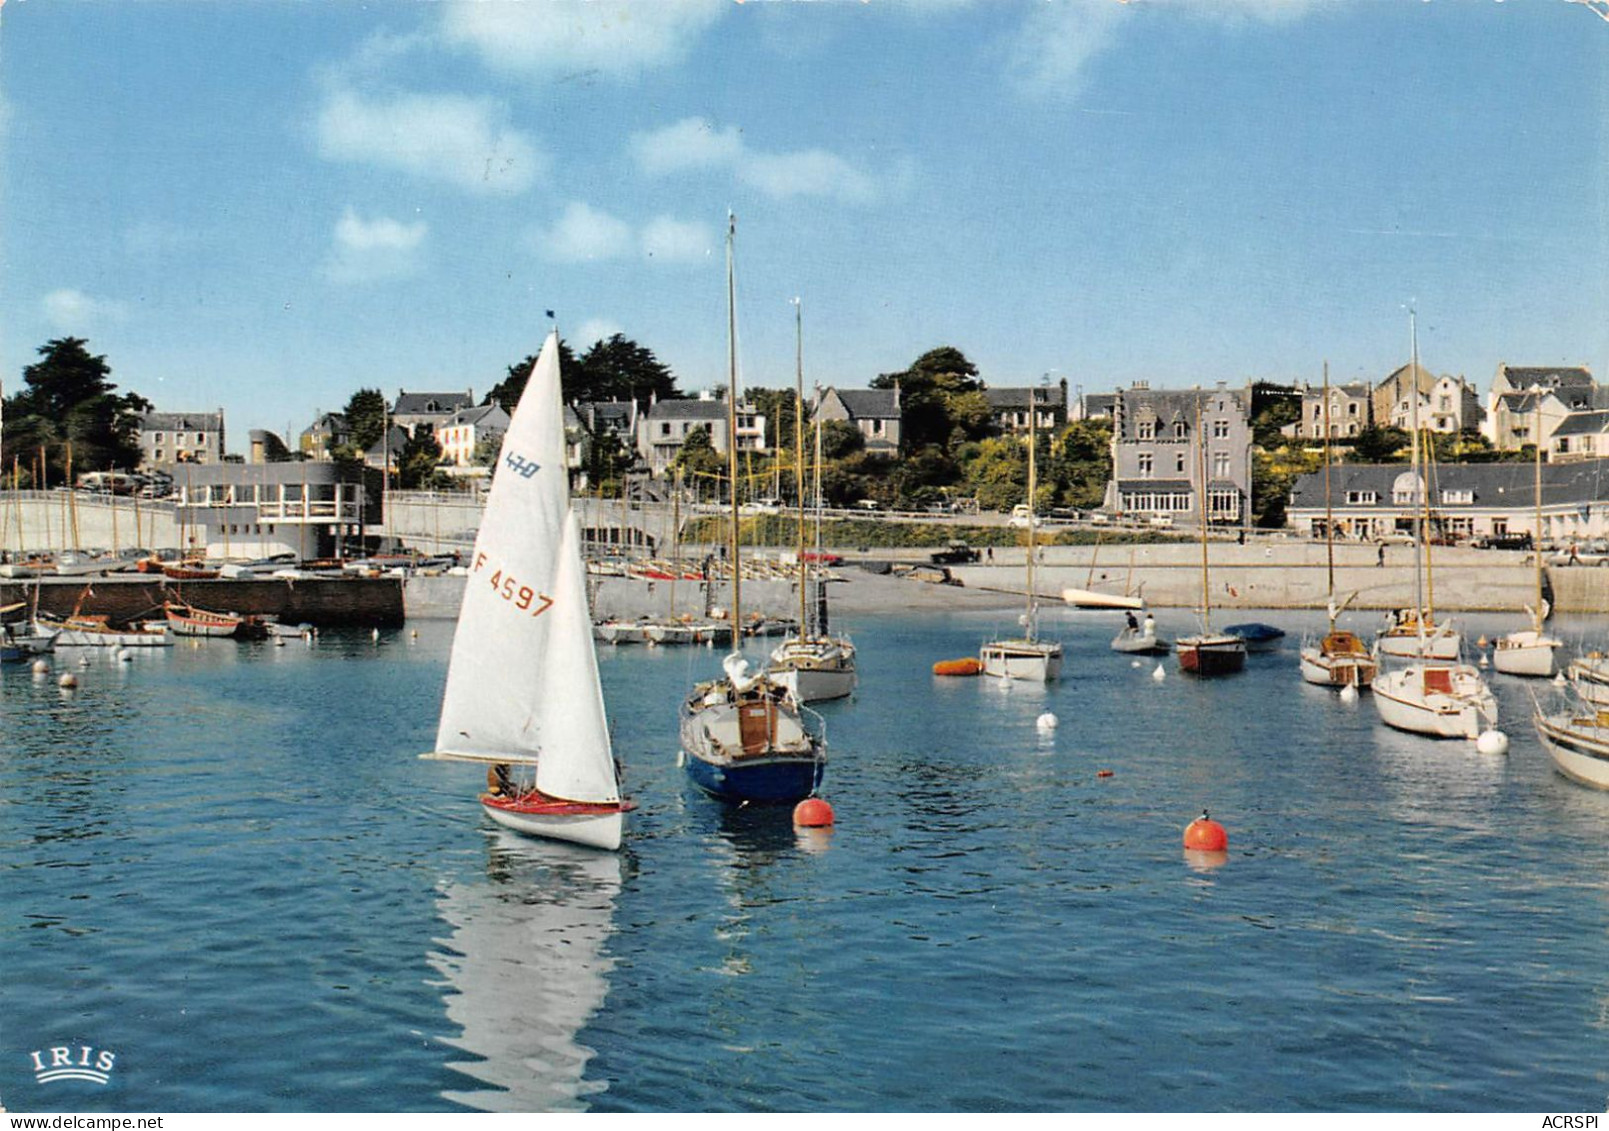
[1372,664,1497,739]
[1491,630,1560,677]
[1062,587,1142,610]
[1535,713,1609,790]
[1374,628,1462,661]
[53,628,172,647]
[594,621,647,644]
[1298,647,1376,688]
[1569,657,1609,707]
[980,639,1063,682]
[768,637,857,703]
[645,621,697,645]
[1111,628,1168,655]
[481,799,625,851]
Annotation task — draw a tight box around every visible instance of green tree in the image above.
[671,425,725,490]
[870,346,986,452]
[1352,425,1410,463]
[744,387,799,459]
[397,423,445,489]
[3,338,150,479]
[574,334,680,405]
[1252,445,1324,527]
[818,419,865,461]
[342,389,388,453]
[486,339,580,415]
[1251,398,1302,450]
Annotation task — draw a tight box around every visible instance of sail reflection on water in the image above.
[431,843,624,1112]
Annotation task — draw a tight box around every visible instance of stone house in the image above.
[1105,381,1253,528]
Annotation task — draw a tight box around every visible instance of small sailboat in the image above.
[1176,394,1245,677]
[1063,535,1144,609]
[1533,690,1609,790]
[1299,368,1378,690]
[981,384,1063,681]
[768,298,857,704]
[1371,312,1496,740]
[164,601,246,638]
[0,601,56,662]
[1492,404,1561,677]
[680,215,827,804]
[424,329,634,851]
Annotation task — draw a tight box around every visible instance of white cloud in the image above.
[640,216,714,264]
[575,318,624,348]
[41,289,126,329]
[540,202,634,262]
[741,149,879,204]
[324,208,428,284]
[1004,0,1128,98]
[631,117,883,205]
[631,116,745,175]
[1005,0,1325,97]
[315,88,543,196]
[440,0,726,77]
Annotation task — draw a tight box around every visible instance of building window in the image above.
[1347,403,1358,416]
[1174,422,1186,439]
[1137,420,1154,441]
[1440,489,1473,505]
[153,432,165,443]
[1175,453,1185,474]
[1138,453,1153,478]
[1213,420,1229,439]
[1346,490,1377,505]
[1213,452,1231,479]
[661,423,672,437]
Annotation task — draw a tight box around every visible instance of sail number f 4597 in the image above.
[473,552,554,617]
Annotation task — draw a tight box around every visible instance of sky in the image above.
[1,0,1605,451]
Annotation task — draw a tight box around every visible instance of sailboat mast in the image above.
[1322,362,1335,620]
[1533,401,1544,629]
[793,297,808,639]
[1197,394,1210,632]
[1025,388,1037,639]
[1408,311,1425,638]
[670,467,681,617]
[725,214,741,639]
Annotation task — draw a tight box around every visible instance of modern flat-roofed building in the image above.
[175,461,379,561]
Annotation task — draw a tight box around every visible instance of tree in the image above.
[342,389,388,453]
[397,423,445,489]
[744,387,799,460]
[573,334,680,405]
[870,345,986,452]
[671,426,724,488]
[486,339,580,415]
[3,338,149,479]
[818,419,865,461]
[1251,398,1302,450]
[1352,425,1410,463]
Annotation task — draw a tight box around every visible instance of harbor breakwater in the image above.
[0,575,407,627]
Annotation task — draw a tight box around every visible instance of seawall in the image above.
[1,576,407,627]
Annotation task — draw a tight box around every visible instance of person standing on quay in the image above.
[1377,542,1386,568]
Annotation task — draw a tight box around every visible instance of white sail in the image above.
[434,333,619,804]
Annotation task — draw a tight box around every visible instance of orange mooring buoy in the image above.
[1182,810,1228,852]
[794,797,835,828]
[933,657,984,677]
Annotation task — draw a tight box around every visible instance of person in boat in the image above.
[1142,613,1156,638]
[485,763,517,797]
[1125,610,1139,633]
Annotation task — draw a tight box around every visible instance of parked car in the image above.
[1007,504,1043,529]
[1473,533,1533,551]
[930,542,982,565]
[800,549,844,566]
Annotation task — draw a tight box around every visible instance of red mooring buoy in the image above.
[793,797,835,828]
[1182,810,1228,852]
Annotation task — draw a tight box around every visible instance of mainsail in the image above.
[433,333,619,805]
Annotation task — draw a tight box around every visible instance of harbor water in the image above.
[2,606,1607,1112]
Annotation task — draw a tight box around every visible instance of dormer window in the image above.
[1137,420,1155,441]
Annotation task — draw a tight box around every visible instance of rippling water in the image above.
[3,605,1607,1112]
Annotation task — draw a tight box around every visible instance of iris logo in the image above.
[29,1046,116,1085]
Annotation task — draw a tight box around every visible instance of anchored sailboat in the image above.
[769,298,857,703]
[1175,394,1246,676]
[1492,403,1561,676]
[679,216,827,804]
[1299,363,1377,689]
[1371,311,1496,740]
[425,329,634,851]
[981,384,1063,681]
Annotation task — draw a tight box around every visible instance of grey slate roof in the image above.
[1552,410,1609,438]
[985,386,1067,409]
[1288,458,1609,510]
[644,399,728,421]
[1501,366,1594,391]
[832,389,900,419]
[1078,393,1116,417]
[394,391,474,415]
[442,404,508,428]
[142,412,224,431]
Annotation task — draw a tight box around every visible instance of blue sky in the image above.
[2,0,1604,449]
